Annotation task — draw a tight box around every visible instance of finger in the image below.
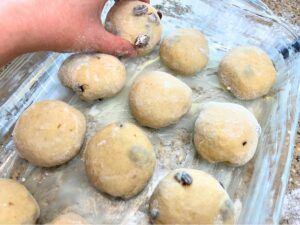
[93,27,137,57]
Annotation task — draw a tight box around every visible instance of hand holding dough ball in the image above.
[218,46,276,100]
[129,71,192,128]
[59,53,126,102]
[149,169,235,224]
[0,179,40,224]
[160,28,209,75]
[194,102,261,166]
[47,212,88,225]
[105,1,162,56]
[14,100,86,167]
[85,122,156,199]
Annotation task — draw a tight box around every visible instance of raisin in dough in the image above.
[0,179,40,224]
[194,102,261,166]
[149,169,235,224]
[105,1,161,56]
[47,212,88,225]
[85,122,156,199]
[160,28,209,75]
[59,53,126,102]
[218,46,277,100]
[129,71,192,128]
[14,100,86,167]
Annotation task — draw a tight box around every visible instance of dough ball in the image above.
[218,46,277,100]
[85,122,156,199]
[105,1,162,56]
[194,102,261,166]
[14,100,86,167]
[59,53,126,102]
[0,179,40,224]
[160,28,209,75]
[149,169,235,224]
[48,212,88,224]
[129,71,192,128]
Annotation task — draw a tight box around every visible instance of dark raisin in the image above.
[57,124,62,128]
[98,98,103,102]
[75,84,85,93]
[79,85,84,92]
[296,155,300,162]
[119,124,123,128]
[150,208,160,220]
[133,5,148,16]
[134,35,150,48]
[174,171,193,186]
[242,141,247,146]
[96,56,101,60]
[157,10,162,19]
[280,47,289,59]
[219,181,224,188]
[8,202,14,206]
[148,13,159,24]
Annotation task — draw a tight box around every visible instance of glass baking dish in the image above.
[0,0,300,224]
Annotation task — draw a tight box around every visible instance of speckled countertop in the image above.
[261,0,300,223]
[263,0,300,26]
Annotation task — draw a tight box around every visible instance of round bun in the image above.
[14,100,86,167]
[59,53,126,102]
[105,1,161,56]
[47,212,88,224]
[160,28,209,75]
[85,122,156,199]
[218,46,276,100]
[194,102,261,166]
[149,169,235,224]
[0,179,40,224]
[129,71,192,128]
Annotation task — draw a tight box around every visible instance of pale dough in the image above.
[160,28,209,75]
[105,1,162,56]
[218,46,277,100]
[129,71,192,128]
[149,169,235,224]
[47,212,88,224]
[85,122,156,199]
[14,100,86,167]
[59,53,126,102]
[0,179,40,224]
[194,102,261,166]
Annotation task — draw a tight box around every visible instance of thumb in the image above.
[93,26,137,57]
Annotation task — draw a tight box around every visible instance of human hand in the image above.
[32,0,150,57]
[0,0,150,66]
